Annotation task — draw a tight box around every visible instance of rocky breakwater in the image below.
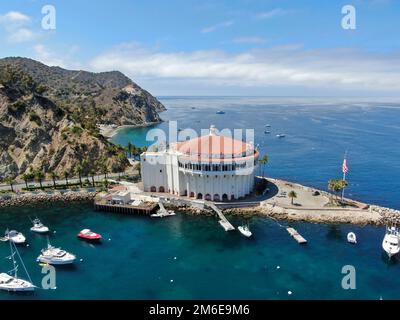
[0,191,98,208]
[371,205,400,226]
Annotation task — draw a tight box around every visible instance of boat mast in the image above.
[8,238,18,279]
[12,241,33,284]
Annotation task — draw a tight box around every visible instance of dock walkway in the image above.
[207,202,235,231]
[286,227,307,244]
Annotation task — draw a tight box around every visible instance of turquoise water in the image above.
[1,97,400,300]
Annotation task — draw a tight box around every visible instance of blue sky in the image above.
[0,0,400,96]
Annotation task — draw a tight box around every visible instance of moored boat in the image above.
[151,210,176,218]
[238,224,252,238]
[382,226,400,258]
[347,232,357,244]
[30,218,49,234]
[77,229,102,241]
[0,241,35,292]
[216,110,225,115]
[276,134,286,138]
[4,230,26,244]
[37,242,76,265]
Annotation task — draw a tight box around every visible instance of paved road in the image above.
[0,170,138,192]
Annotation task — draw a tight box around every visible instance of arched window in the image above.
[213,194,220,201]
[150,186,156,192]
[159,186,165,193]
[222,194,228,201]
[197,193,203,199]
[190,192,195,198]
[205,194,212,201]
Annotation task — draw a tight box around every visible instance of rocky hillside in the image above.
[0,58,165,179]
[0,57,165,126]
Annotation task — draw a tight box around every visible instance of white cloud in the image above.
[256,8,287,20]
[0,11,37,43]
[89,43,400,94]
[201,20,234,33]
[0,11,30,24]
[33,44,81,69]
[232,36,266,44]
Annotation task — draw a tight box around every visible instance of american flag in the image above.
[342,158,349,174]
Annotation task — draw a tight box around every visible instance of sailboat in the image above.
[382,226,400,259]
[0,240,35,292]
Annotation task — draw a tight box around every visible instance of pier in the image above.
[207,202,235,231]
[286,227,307,244]
[94,200,158,215]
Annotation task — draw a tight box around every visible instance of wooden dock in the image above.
[286,227,307,244]
[94,200,158,215]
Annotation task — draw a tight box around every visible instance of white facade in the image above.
[141,126,259,202]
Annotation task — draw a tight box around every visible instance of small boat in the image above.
[0,241,35,292]
[4,230,26,244]
[151,210,176,218]
[276,134,286,138]
[216,110,225,115]
[264,130,271,134]
[382,226,400,259]
[37,241,76,265]
[238,224,252,238]
[30,218,49,234]
[347,232,357,244]
[265,124,271,127]
[77,229,102,241]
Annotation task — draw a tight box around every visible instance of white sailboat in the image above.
[30,218,49,234]
[238,224,253,238]
[382,226,400,259]
[37,239,76,265]
[0,240,35,292]
[4,230,26,244]
[151,210,176,218]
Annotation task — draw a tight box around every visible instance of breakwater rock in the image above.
[0,191,98,208]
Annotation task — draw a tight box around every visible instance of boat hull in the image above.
[37,256,76,265]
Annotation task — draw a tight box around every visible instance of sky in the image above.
[0,0,400,96]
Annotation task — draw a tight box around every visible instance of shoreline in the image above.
[99,120,163,140]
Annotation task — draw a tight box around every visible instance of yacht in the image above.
[37,242,76,265]
[30,218,49,234]
[382,226,400,258]
[4,230,26,244]
[276,134,286,138]
[151,210,176,218]
[0,241,35,292]
[347,232,357,244]
[238,224,252,238]
[264,130,271,134]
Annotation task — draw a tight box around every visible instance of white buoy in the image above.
[80,258,83,262]
[170,279,174,283]
[53,231,57,234]
[276,266,280,269]
[288,291,292,295]
[174,257,177,260]
[26,244,30,247]
[108,238,111,241]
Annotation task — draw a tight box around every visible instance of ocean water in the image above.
[1,97,400,300]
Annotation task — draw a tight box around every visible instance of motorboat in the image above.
[216,110,225,115]
[238,224,253,238]
[264,130,271,134]
[276,134,286,138]
[0,241,35,292]
[77,229,102,241]
[30,218,49,234]
[4,230,26,244]
[347,232,357,244]
[382,226,400,259]
[37,242,76,265]
[151,210,176,218]
[265,124,271,127]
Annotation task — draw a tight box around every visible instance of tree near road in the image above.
[35,170,44,189]
[258,155,269,178]
[4,177,15,193]
[50,171,59,188]
[75,164,83,187]
[63,171,70,187]
[289,190,297,205]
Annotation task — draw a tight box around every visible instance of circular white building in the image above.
[140,126,259,201]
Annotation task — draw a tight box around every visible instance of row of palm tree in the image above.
[125,142,147,159]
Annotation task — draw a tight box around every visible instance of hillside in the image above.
[0,58,165,179]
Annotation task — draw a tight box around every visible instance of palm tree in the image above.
[50,171,58,189]
[35,170,44,189]
[127,142,134,158]
[4,177,15,193]
[75,164,83,187]
[22,173,30,190]
[135,162,141,178]
[289,191,297,205]
[63,171,70,187]
[89,170,96,187]
[258,155,269,177]
[328,179,342,200]
[101,163,109,181]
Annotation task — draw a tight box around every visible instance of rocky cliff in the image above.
[0,58,165,179]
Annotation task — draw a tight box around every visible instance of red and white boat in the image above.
[77,229,102,241]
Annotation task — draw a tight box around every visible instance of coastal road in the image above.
[0,170,138,192]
